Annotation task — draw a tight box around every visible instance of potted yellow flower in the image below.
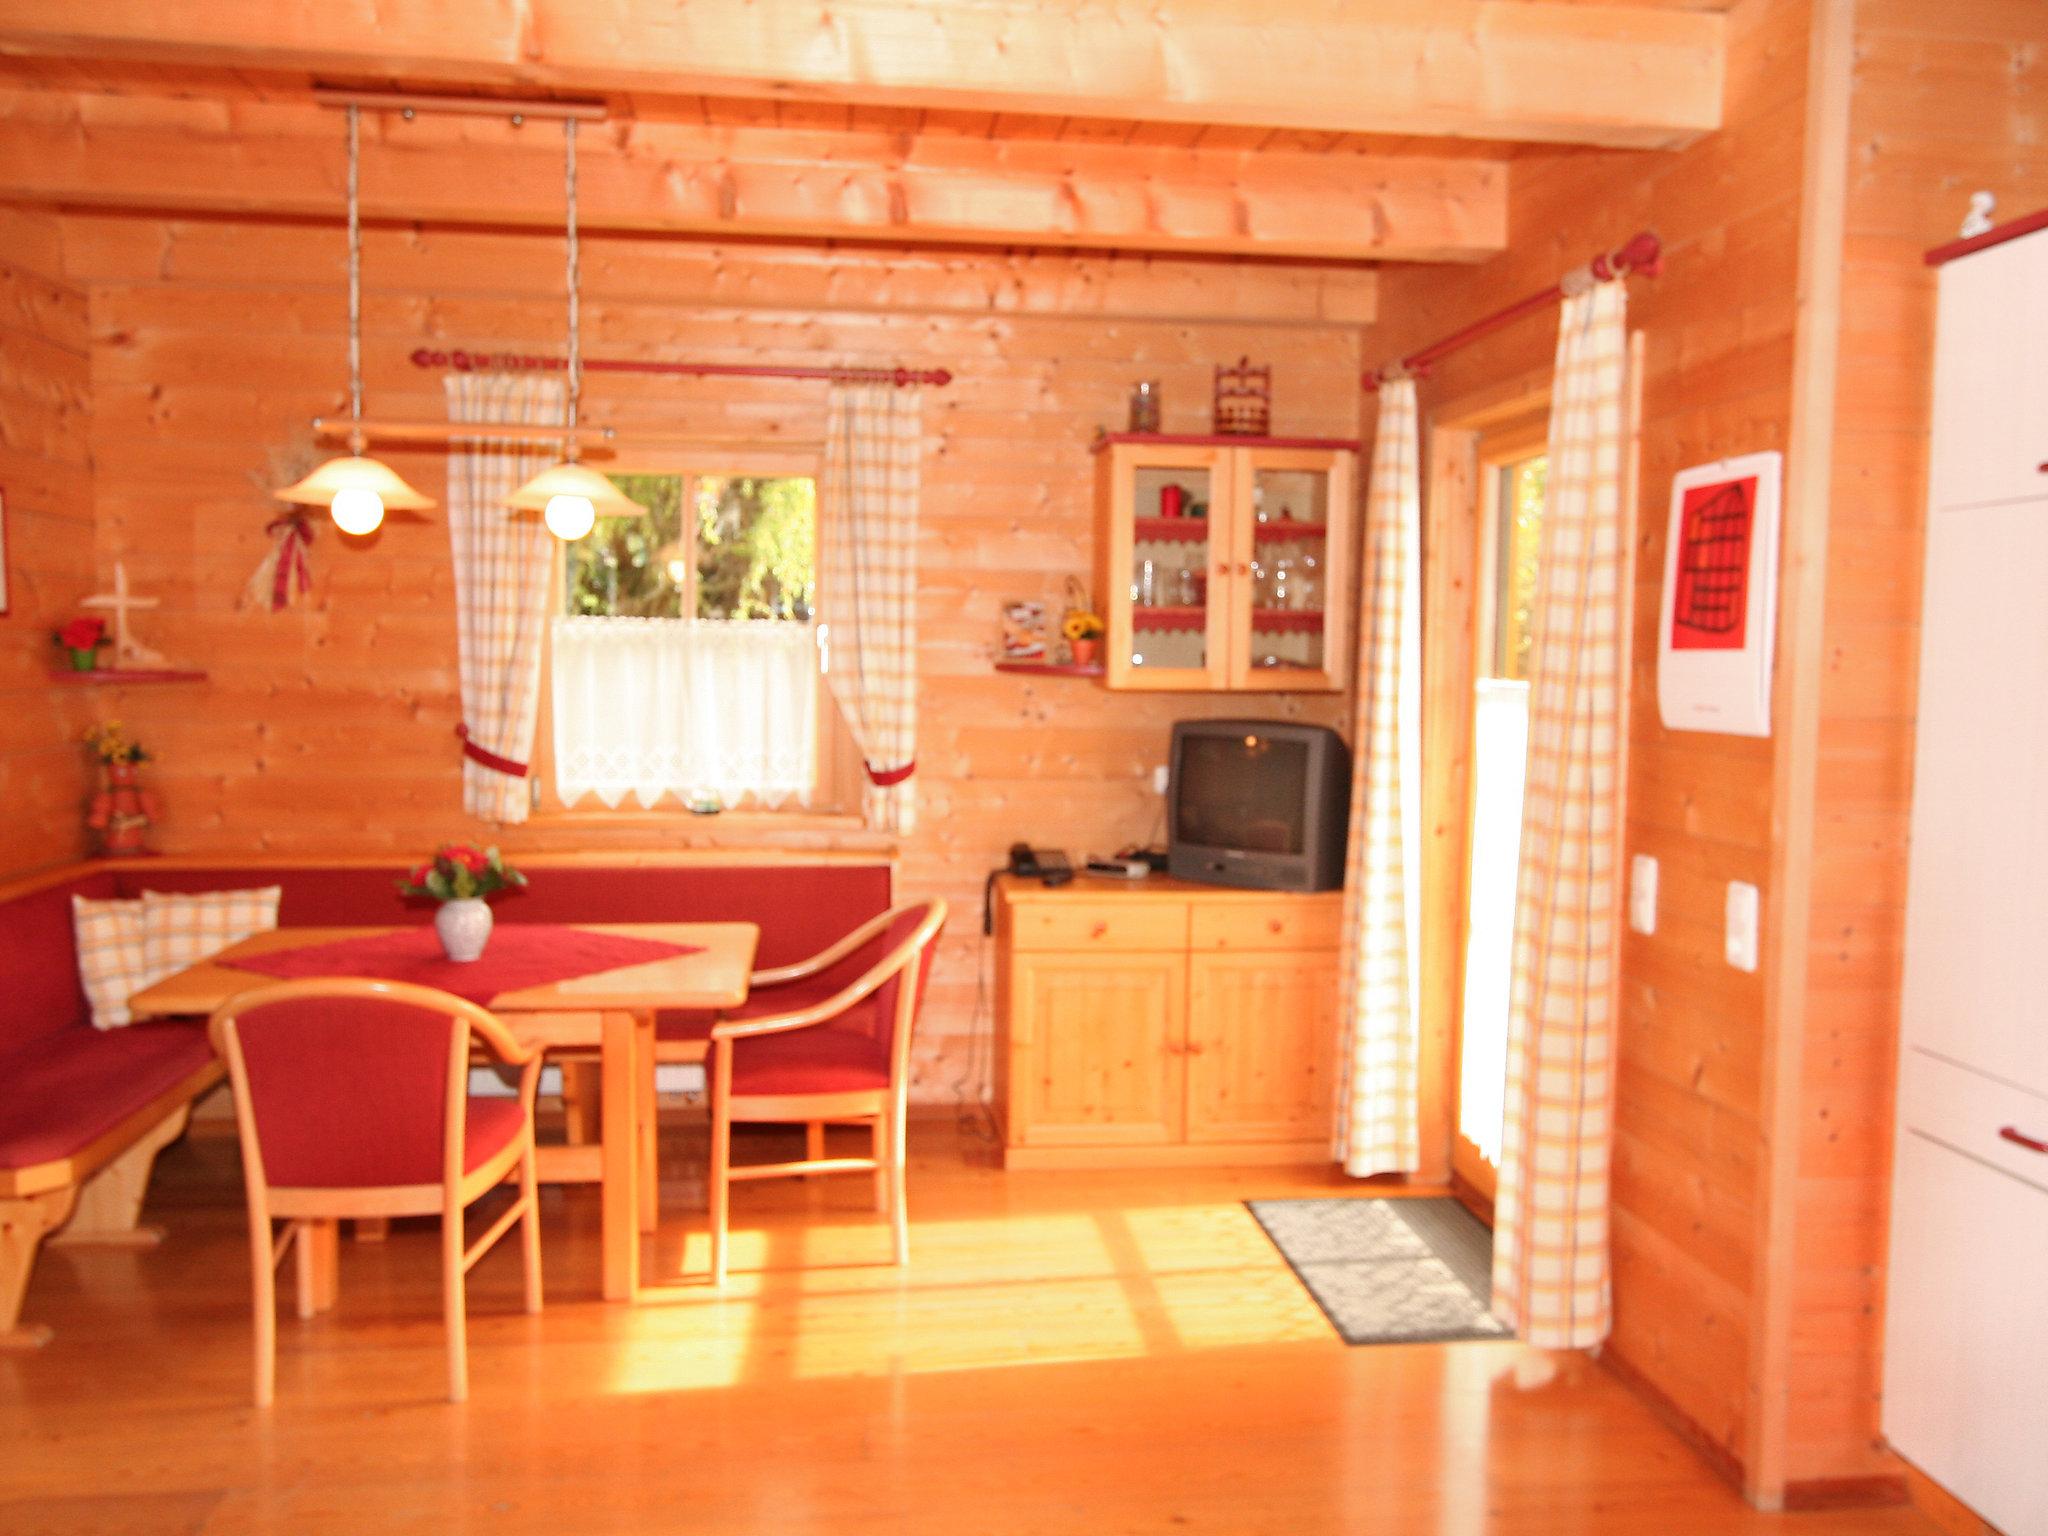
[1062,607,1105,667]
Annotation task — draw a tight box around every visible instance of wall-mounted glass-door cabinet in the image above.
[1092,434,1356,692]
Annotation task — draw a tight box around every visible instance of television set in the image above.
[1167,719,1351,893]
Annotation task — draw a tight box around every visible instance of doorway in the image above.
[1453,441,1546,1206]
[1418,379,1550,1221]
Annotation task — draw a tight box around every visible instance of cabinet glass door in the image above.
[1101,444,1227,690]
[1228,450,1351,690]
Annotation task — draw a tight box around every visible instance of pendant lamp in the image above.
[507,118,644,539]
[277,105,435,535]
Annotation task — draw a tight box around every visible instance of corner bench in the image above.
[0,852,893,1345]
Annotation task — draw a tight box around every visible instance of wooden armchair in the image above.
[706,899,947,1286]
[208,979,544,1405]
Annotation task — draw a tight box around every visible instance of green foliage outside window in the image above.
[563,473,815,620]
[1496,455,1546,681]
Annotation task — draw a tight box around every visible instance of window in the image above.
[564,473,816,621]
[545,467,830,813]
[1490,454,1547,680]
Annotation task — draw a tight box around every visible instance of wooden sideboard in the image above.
[993,873,1343,1169]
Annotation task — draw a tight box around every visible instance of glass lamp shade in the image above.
[278,454,437,522]
[505,460,646,537]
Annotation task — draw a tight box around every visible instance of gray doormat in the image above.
[1246,1197,1513,1346]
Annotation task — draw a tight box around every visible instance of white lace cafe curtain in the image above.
[820,382,922,833]
[550,617,818,810]
[1492,273,1632,1350]
[445,372,565,825]
[1333,375,1424,1177]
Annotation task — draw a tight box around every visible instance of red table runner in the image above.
[224,924,702,1007]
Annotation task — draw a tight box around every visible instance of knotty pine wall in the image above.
[0,206,94,874]
[1362,0,1811,1493]
[1781,0,2048,1493]
[54,217,1361,1099]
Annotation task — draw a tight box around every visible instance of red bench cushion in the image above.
[0,1020,214,1171]
[0,873,120,1056]
[119,864,892,969]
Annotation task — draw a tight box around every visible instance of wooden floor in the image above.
[1,1115,1939,1536]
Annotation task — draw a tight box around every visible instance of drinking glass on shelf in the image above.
[1134,558,1160,608]
[1249,555,1271,607]
[1270,555,1296,611]
[1295,549,1322,612]
[1175,566,1200,606]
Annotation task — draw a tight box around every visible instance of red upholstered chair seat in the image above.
[461,1098,528,1177]
[0,1021,214,1171]
[728,1025,892,1097]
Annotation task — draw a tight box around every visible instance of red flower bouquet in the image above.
[395,844,527,902]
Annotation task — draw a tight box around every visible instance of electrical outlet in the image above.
[1152,764,1170,795]
[1629,854,1658,935]
[1725,881,1759,972]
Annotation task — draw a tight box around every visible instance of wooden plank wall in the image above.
[1782,0,2048,1492]
[0,205,94,874]
[1360,0,1813,1488]
[53,215,1361,1101]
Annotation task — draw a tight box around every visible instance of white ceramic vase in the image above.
[435,897,492,963]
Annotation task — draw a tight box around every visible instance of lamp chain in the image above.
[564,116,580,450]
[346,103,363,450]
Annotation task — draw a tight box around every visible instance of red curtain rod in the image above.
[410,346,951,387]
[1363,231,1663,392]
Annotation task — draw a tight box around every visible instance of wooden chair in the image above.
[208,979,543,1405]
[706,899,947,1286]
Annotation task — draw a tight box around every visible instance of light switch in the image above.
[1152,764,1170,795]
[1629,854,1658,935]
[1725,881,1760,972]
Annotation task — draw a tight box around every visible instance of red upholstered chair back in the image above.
[216,989,468,1189]
[870,902,944,1061]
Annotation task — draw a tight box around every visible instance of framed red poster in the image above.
[1657,452,1781,736]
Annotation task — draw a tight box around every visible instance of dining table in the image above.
[127,921,760,1302]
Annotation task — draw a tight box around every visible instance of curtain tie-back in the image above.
[865,759,916,788]
[456,723,528,778]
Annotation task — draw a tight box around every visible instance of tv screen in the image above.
[1174,731,1310,855]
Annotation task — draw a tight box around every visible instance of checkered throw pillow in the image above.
[141,886,283,979]
[72,895,154,1030]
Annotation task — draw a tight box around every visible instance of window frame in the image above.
[527,447,865,826]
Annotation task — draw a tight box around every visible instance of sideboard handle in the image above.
[1999,1125,2048,1155]
[1089,921,1109,939]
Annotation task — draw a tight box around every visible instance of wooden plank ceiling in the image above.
[0,1,1729,266]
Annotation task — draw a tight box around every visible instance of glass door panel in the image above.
[1123,460,1215,679]
[1231,452,1349,691]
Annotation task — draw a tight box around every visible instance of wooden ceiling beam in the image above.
[0,92,1506,263]
[0,0,1724,149]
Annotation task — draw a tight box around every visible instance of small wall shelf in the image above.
[49,668,209,685]
[994,659,1105,679]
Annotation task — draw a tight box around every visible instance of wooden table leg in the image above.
[599,1009,642,1302]
[639,1026,659,1234]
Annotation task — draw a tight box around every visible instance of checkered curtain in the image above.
[1492,274,1631,1349]
[1334,376,1423,1176]
[445,372,564,824]
[821,383,922,833]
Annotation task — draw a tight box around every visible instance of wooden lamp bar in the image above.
[310,417,618,456]
[409,347,953,388]
[312,88,608,122]
[1363,231,1663,391]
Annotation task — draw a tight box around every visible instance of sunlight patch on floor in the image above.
[608,1198,1336,1393]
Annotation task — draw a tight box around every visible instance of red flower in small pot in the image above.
[442,845,489,875]
[56,617,108,652]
